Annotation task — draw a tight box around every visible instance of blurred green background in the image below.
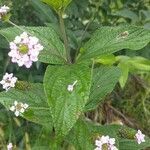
[0,0,150,149]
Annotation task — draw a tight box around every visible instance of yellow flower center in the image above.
[19,44,28,54]
[6,79,11,83]
[16,103,23,111]
[102,144,109,150]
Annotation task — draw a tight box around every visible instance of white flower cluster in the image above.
[95,135,118,150]
[7,143,13,150]
[10,101,29,117]
[0,5,9,20]
[0,73,29,117]
[0,73,17,91]
[9,32,44,68]
[135,130,145,144]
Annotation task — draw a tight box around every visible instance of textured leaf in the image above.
[67,119,150,150]
[66,119,94,150]
[89,123,121,138]
[85,66,121,111]
[0,84,53,129]
[0,26,67,64]
[91,124,150,150]
[79,25,150,61]
[119,138,150,150]
[42,0,72,11]
[44,64,91,137]
[67,120,121,149]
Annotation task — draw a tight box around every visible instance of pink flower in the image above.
[8,32,44,68]
[95,147,102,150]
[95,139,102,149]
[0,5,10,20]
[0,73,17,91]
[95,135,118,150]
[108,138,115,145]
[135,130,145,144]
[7,143,13,150]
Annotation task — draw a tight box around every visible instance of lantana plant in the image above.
[0,0,150,149]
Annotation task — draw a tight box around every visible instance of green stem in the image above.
[58,11,71,64]
[90,59,95,88]
[8,20,33,37]
[29,107,50,110]
[91,60,94,76]
[6,109,13,143]
[7,20,26,32]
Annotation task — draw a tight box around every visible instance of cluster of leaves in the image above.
[95,54,150,88]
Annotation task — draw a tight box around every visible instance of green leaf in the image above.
[118,62,129,88]
[85,66,121,111]
[129,56,150,71]
[66,119,94,150]
[44,64,91,137]
[95,54,116,65]
[32,128,51,150]
[78,25,150,61]
[0,84,53,130]
[114,9,139,23]
[42,0,72,11]
[0,35,8,49]
[67,119,150,150]
[31,0,57,23]
[89,123,122,138]
[119,138,150,150]
[0,26,67,64]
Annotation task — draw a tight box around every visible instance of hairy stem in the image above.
[8,20,33,37]
[58,11,71,64]
[7,20,26,32]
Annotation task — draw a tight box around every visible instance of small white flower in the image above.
[67,80,78,92]
[95,135,118,150]
[0,73,17,91]
[101,135,110,144]
[7,142,13,150]
[0,5,10,20]
[94,147,101,150]
[83,20,89,25]
[10,101,29,117]
[95,139,102,149]
[67,85,74,92]
[135,130,145,144]
[8,32,44,68]
[108,138,116,145]
[109,145,118,150]
[62,13,68,19]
